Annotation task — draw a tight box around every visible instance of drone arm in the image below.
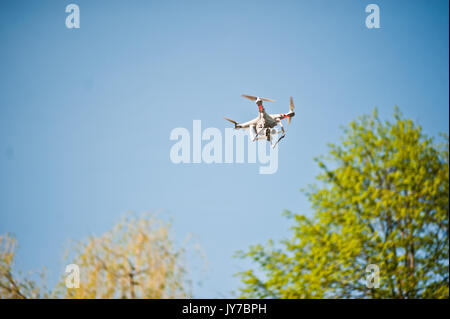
[278,120,285,134]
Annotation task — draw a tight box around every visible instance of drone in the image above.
[224,94,295,148]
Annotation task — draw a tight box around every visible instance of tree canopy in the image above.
[1,213,195,299]
[236,108,449,298]
[57,213,192,298]
[0,234,49,298]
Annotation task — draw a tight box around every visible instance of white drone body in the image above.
[224,94,295,148]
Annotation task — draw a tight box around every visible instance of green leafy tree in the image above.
[236,108,449,298]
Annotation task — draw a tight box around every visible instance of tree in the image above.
[0,234,48,299]
[236,108,449,298]
[56,213,193,298]
[1,213,197,299]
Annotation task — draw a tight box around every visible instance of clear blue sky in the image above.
[0,0,448,298]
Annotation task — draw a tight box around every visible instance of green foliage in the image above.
[236,108,449,298]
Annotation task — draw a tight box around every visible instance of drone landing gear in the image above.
[252,127,266,142]
[272,121,286,148]
[272,133,285,148]
[249,124,286,148]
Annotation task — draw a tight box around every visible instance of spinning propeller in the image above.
[241,94,276,103]
[288,96,295,124]
[223,117,238,128]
